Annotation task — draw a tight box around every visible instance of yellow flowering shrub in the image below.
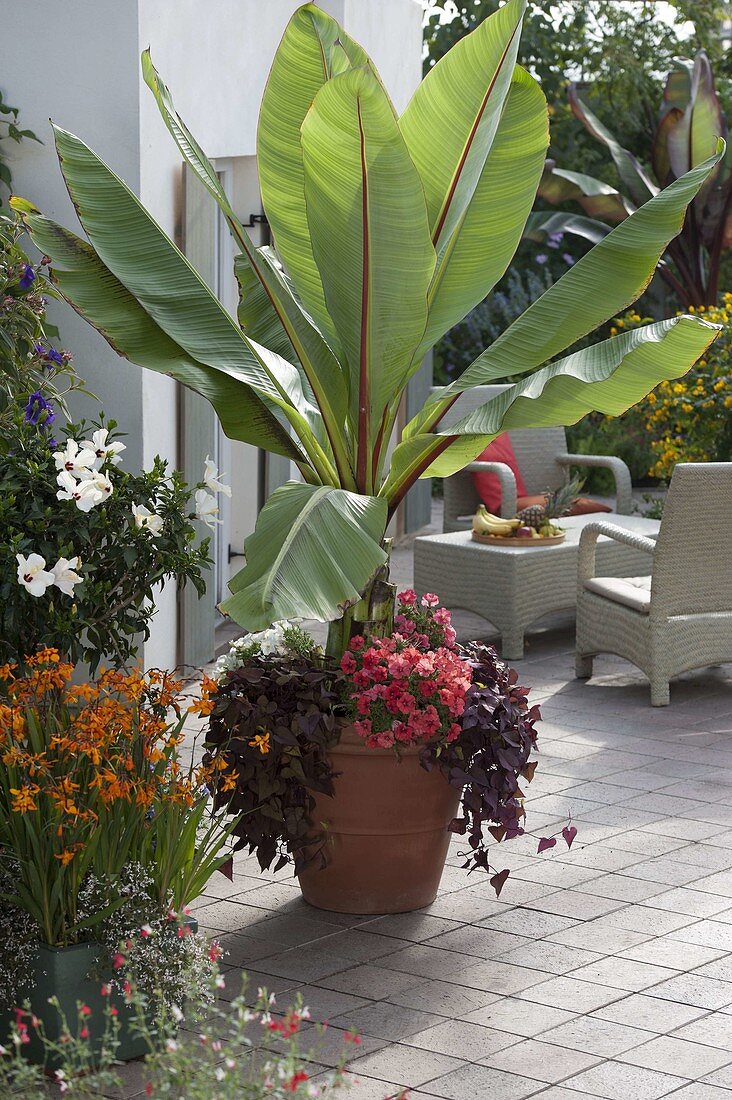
[612,296,732,478]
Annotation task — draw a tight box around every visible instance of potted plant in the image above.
[0,652,236,1065]
[12,2,722,910]
[203,595,564,914]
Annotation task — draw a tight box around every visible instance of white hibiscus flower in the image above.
[203,456,232,497]
[16,553,55,597]
[131,503,164,535]
[81,427,126,469]
[51,556,83,597]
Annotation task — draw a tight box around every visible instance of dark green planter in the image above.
[0,917,198,1068]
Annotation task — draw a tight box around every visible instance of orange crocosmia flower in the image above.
[248,732,271,755]
[188,697,215,717]
[220,772,238,792]
[0,662,16,681]
[55,849,78,865]
[10,784,40,813]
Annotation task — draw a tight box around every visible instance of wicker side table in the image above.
[414,514,660,660]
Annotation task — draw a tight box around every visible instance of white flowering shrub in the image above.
[0,413,229,670]
[214,622,322,682]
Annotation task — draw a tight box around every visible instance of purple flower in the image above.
[547,232,564,248]
[535,253,548,265]
[34,343,64,368]
[563,253,576,266]
[18,265,36,290]
[23,391,56,428]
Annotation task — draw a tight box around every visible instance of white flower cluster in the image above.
[16,553,82,599]
[214,621,290,681]
[194,455,231,530]
[54,428,124,513]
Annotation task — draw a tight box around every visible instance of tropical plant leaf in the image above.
[537,162,633,222]
[383,315,720,498]
[220,482,388,630]
[257,3,368,345]
[418,66,548,358]
[523,210,610,246]
[447,143,724,394]
[400,0,526,258]
[568,85,658,207]
[141,52,354,486]
[301,65,435,491]
[19,209,306,462]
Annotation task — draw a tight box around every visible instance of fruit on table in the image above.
[472,506,521,538]
[515,526,533,538]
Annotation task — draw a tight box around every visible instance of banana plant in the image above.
[534,50,732,307]
[14,1,722,656]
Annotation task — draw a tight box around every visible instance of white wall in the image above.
[3,0,424,670]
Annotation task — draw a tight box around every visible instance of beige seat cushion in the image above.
[584,575,652,614]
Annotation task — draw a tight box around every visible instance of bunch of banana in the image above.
[472,506,521,538]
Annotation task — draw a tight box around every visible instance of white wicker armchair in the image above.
[439,385,632,531]
[576,462,732,706]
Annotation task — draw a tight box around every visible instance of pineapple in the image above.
[516,477,584,533]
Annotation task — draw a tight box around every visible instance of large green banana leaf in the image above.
[257,3,367,346]
[300,65,435,491]
[220,483,387,630]
[141,50,354,488]
[382,315,720,502]
[16,204,305,464]
[400,0,526,257]
[417,66,549,360]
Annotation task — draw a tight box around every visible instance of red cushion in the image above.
[472,435,527,513]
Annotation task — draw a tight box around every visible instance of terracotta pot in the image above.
[298,726,460,914]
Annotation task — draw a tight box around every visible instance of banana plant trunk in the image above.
[326,541,396,660]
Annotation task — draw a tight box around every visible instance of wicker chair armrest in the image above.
[578,521,656,584]
[557,452,633,514]
[463,461,518,517]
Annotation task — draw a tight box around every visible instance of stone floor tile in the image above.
[425,923,530,959]
[671,845,732,871]
[494,939,602,976]
[579,875,669,903]
[692,956,732,981]
[403,1018,520,1060]
[424,1062,546,1100]
[327,1075,405,1099]
[547,921,651,954]
[362,912,460,943]
[481,1038,601,1083]
[569,956,677,992]
[670,1010,732,1050]
[592,993,707,1032]
[479,909,581,939]
[462,997,577,1037]
[512,861,604,890]
[330,1000,443,1042]
[665,1085,732,1099]
[646,972,732,1010]
[470,879,560,906]
[321,929,412,963]
[451,957,551,995]
[254,947,359,984]
[642,818,727,842]
[424,891,513,923]
[701,1061,732,1088]
[388,979,499,1018]
[618,937,725,971]
[605,832,688,857]
[567,782,643,806]
[540,1015,655,1057]
[669,920,732,951]
[516,975,624,1013]
[692,869,732,897]
[282,984,371,1021]
[348,1042,465,1088]
[645,888,732,918]
[599,906,696,935]
[622,859,710,887]
[522,890,626,921]
[619,1033,732,1077]
[561,1060,687,1099]
[377,943,467,981]
[317,964,422,1000]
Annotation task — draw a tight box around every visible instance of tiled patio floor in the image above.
[124,508,732,1099]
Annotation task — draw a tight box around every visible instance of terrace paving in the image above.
[114,503,732,1099]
